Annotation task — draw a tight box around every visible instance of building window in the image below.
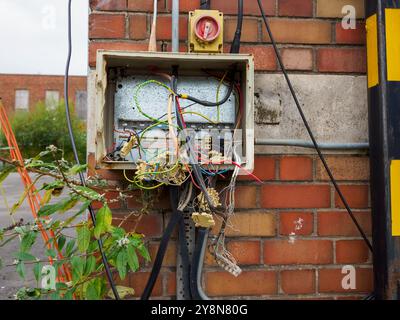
[75,91,87,120]
[45,90,60,109]
[15,90,29,110]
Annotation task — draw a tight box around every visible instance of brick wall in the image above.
[0,74,87,113]
[88,0,372,299]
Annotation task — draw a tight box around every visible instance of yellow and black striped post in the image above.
[366,0,400,300]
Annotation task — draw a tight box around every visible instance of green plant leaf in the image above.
[85,281,100,300]
[40,189,52,206]
[74,186,102,201]
[16,261,26,279]
[65,239,76,256]
[0,165,14,184]
[20,231,37,253]
[33,262,41,283]
[45,248,57,258]
[71,256,84,283]
[137,244,151,262]
[68,164,88,175]
[37,197,77,217]
[57,235,66,251]
[13,252,36,262]
[76,225,90,253]
[126,245,139,272]
[116,250,128,280]
[37,203,63,217]
[84,255,96,276]
[93,205,113,239]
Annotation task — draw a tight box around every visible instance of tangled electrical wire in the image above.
[106,69,257,277]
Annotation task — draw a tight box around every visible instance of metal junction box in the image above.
[90,51,254,172]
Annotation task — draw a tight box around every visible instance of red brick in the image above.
[335,22,366,44]
[317,211,372,236]
[318,268,373,293]
[279,0,313,17]
[262,19,332,44]
[89,14,126,39]
[156,15,188,40]
[89,42,151,66]
[315,156,370,181]
[280,156,313,181]
[261,185,331,209]
[172,0,276,15]
[280,212,313,236]
[334,185,369,209]
[149,242,176,267]
[235,186,258,209]
[90,0,127,11]
[166,271,176,296]
[226,241,261,265]
[281,269,315,294]
[118,213,163,238]
[205,271,277,296]
[129,14,148,39]
[128,0,165,12]
[317,48,366,73]
[169,0,198,12]
[239,156,276,181]
[126,190,142,209]
[224,18,259,43]
[264,240,333,265]
[129,271,163,297]
[336,240,370,264]
[281,48,313,71]
[238,45,276,71]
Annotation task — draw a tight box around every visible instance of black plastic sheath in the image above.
[230,0,243,54]
[65,0,120,300]
[256,0,373,253]
[140,202,181,300]
[176,190,193,299]
[200,0,210,9]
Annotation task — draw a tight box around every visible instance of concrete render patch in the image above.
[254,74,368,154]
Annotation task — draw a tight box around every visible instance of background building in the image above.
[0,74,87,119]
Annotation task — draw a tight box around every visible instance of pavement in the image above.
[0,173,78,300]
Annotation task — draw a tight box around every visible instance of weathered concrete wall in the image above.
[254,74,368,154]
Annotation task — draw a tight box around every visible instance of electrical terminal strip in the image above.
[191,212,215,228]
[215,256,242,277]
[120,135,137,158]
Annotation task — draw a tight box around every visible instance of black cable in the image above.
[140,202,181,300]
[256,0,373,253]
[200,0,210,9]
[179,79,234,107]
[64,0,120,300]
[230,0,244,54]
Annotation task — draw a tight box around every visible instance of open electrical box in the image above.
[92,50,254,172]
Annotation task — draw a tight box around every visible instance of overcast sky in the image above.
[0,0,88,76]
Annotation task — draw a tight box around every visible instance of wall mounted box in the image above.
[90,51,254,172]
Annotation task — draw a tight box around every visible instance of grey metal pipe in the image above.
[196,229,210,300]
[171,0,179,52]
[255,138,369,150]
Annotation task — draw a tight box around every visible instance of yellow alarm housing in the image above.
[188,10,224,53]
